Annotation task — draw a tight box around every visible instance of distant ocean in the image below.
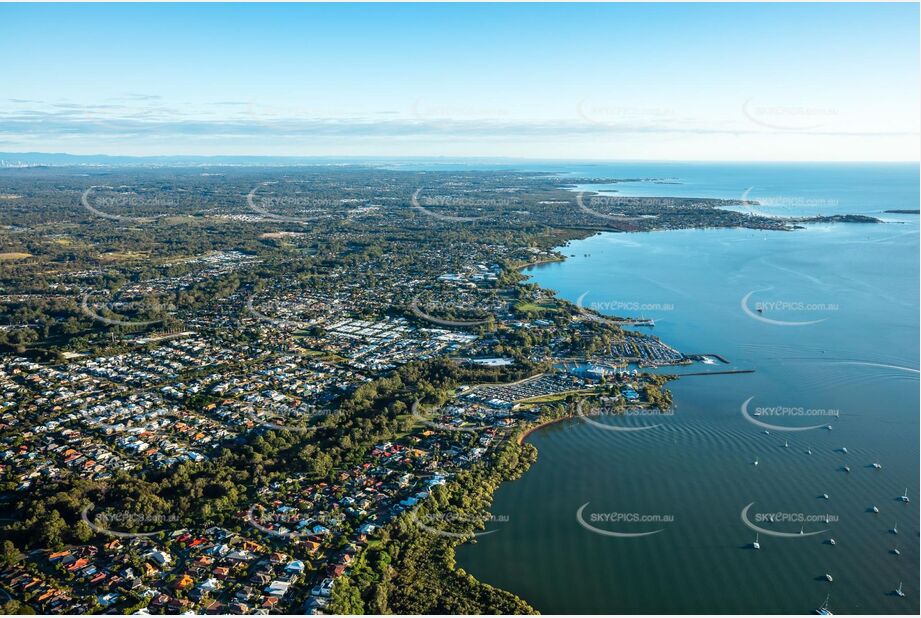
[455,162,920,615]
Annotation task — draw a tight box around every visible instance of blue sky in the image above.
[1,3,918,160]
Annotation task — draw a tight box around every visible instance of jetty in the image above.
[680,369,754,377]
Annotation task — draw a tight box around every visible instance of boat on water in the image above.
[822,493,829,500]
[815,594,834,615]
[753,457,759,466]
[872,460,882,470]
[891,547,900,555]
[895,582,905,597]
[824,573,834,582]
[890,521,898,534]
[843,465,850,473]
[751,533,760,550]
[898,488,909,503]
[839,447,848,454]
[871,505,880,514]
[827,538,836,546]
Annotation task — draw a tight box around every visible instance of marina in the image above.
[457,165,920,614]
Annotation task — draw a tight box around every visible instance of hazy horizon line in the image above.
[1,151,918,166]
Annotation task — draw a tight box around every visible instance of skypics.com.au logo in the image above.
[410,400,489,434]
[740,396,837,432]
[740,502,837,538]
[740,287,838,327]
[81,505,178,539]
[576,502,673,538]
[409,296,492,328]
[410,188,504,223]
[575,291,674,324]
[81,186,175,222]
[576,400,671,433]
[243,404,329,434]
[574,192,650,225]
[741,99,838,132]
[247,181,336,224]
[410,510,509,539]
[80,291,174,328]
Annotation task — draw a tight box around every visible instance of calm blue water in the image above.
[563,161,919,219]
[456,163,920,614]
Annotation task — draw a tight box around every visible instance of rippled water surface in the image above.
[456,163,919,614]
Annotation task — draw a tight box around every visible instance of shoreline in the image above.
[515,414,574,445]
[516,253,567,270]
[458,221,686,612]
[406,184,836,611]
[460,197,919,613]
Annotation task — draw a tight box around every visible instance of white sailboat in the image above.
[895,582,905,598]
[898,488,909,503]
[751,533,760,550]
[814,594,834,615]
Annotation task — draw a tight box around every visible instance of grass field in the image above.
[0,252,32,261]
[513,300,563,316]
[98,251,149,261]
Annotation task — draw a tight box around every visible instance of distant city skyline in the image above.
[1,2,918,161]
